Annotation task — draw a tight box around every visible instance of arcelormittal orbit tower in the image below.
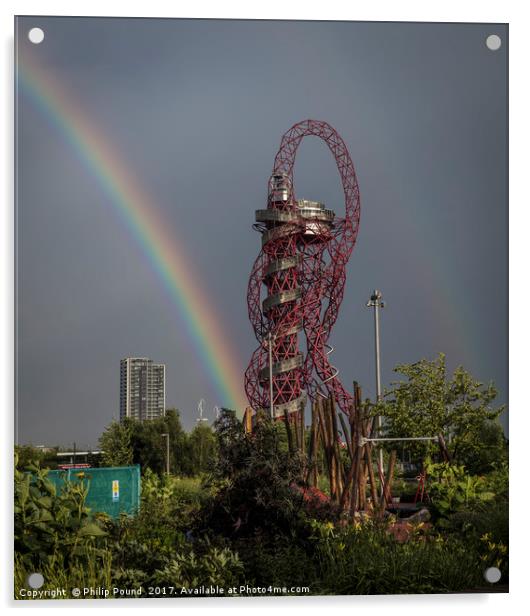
[245,119,361,418]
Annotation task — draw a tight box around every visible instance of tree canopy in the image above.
[375,354,507,473]
[98,409,218,476]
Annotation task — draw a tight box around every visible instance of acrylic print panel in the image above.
[15,17,508,599]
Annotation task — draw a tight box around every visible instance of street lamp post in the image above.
[366,290,385,478]
[161,433,170,476]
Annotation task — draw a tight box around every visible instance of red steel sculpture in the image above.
[245,119,361,418]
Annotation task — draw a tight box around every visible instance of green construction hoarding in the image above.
[47,465,141,518]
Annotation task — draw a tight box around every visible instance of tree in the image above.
[14,445,59,470]
[128,418,164,473]
[187,423,217,475]
[125,409,189,475]
[455,419,508,475]
[98,420,133,467]
[161,409,189,474]
[376,354,506,471]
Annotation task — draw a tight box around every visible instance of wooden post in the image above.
[316,398,329,491]
[364,443,379,508]
[339,413,354,462]
[337,409,355,512]
[325,399,334,488]
[437,433,451,462]
[292,412,300,451]
[243,407,253,434]
[339,437,356,512]
[339,396,354,515]
[313,402,321,487]
[283,409,293,455]
[349,399,365,515]
[300,411,305,455]
[318,397,335,500]
[359,460,367,510]
[381,450,397,508]
[307,401,317,485]
[358,409,373,512]
[314,417,320,487]
[374,448,385,504]
[330,397,345,497]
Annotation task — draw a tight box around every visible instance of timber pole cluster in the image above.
[243,383,400,518]
[306,383,397,516]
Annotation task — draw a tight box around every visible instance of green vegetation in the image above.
[15,357,508,598]
[99,420,133,467]
[425,460,495,517]
[98,409,217,476]
[375,354,507,473]
[15,445,60,470]
[14,453,111,596]
[307,518,484,594]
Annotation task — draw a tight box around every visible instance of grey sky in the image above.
[16,18,508,447]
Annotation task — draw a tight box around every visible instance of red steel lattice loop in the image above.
[245,119,361,417]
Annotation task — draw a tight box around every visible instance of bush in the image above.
[428,461,508,582]
[151,541,244,589]
[14,455,108,572]
[104,466,243,591]
[14,453,110,599]
[307,518,484,594]
[202,411,307,538]
[106,470,205,555]
[232,534,316,589]
[425,461,495,518]
[15,551,112,600]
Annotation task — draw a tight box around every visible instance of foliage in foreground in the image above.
[14,453,111,598]
[15,403,508,598]
[307,518,484,594]
[427,461,509,580]
[15,455,108,570]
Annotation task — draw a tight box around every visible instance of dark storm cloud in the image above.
[16,18,508,446]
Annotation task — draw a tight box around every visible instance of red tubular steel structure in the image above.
[245,119,361,418]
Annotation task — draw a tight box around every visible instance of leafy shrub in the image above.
[232,535,317,589]
[376,355,505,470]
[15,551,112,600]
[483,462,509,500]
[109,530,244,590]
[15,445,60,471]
[307,518,484,594]
[438,495,508,582]
[14,453,111,599]
[455,420,508,475]
[14,455,108,571]
[142,469,207,506]
[425,459,508,583]
[425,461,495,517]
[105,469,210,551]
[110,537,177,585]
[105,467,242,591]
[202,411,307,538]
[151,541,244,588]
